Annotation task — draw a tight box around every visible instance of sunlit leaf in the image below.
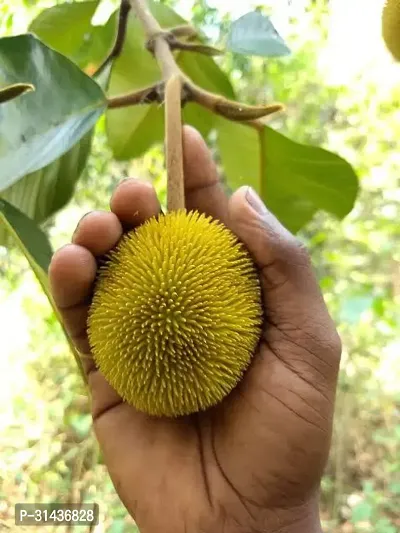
[227,11,291,58]
[260,125,359,219]
[29,0,101,69]
[217,119,359,232]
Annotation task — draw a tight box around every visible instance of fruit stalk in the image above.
[129,0,180,80]
[165,75,185,211]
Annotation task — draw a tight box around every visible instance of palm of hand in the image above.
[93,292,337,533]
[49,128,340,533]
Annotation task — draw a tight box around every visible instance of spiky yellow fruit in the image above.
[382,0,400,61]
[88,210,262,417]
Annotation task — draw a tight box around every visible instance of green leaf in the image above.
[227,11,291,58]
[0,198,87,384]
[178,47,235,99]
[0,34,106,191]
[29,1,117,75]
[217,119,359,232]
[29,0,101,69]
[106,1,234,160]
[0,82,35,104]
[261,126,359,219]
[0,198,52,283]
[0,130,93,246]
[217,120,316,232]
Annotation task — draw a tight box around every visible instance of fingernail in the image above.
[72,212,91,239]
[245,187,266,216]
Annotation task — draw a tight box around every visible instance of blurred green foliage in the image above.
[0,0,399,532]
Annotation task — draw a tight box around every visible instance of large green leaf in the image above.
[0,199,87,384]
[106,1,235,160]
[217,119,358,232]
[29,1,117,73]
[261,126,359,219]
[29,1,100,68]
[0,34,106,191]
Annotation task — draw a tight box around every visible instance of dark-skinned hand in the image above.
[49,126,341,533]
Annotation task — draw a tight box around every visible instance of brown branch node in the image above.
[107,83,163,108]
[169,37,222,56]
[169,25,198,40]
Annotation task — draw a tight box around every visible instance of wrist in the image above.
[268,497,323,533]
[283,507,323,533]
[236,497,323,533]
[196,497,323,533]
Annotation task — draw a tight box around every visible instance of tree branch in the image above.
[107,83,163,108]
[124,0,283,130]
[94,0,131,77]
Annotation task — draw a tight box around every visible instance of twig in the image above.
[169,38,222,56]
[189,83,284,121]
[165,75,185,211]
[93,0,131,77]
[107,83,162,108]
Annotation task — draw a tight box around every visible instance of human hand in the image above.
[49,126,341,533]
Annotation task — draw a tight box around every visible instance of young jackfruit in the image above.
[88,210,263,417]
[382,0,400,61]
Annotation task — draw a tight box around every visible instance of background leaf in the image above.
[0,40,114,247]
[227,11,291,58]
[0,34,106,191]
[29,0,117,74]
[29,0,100,69]
[351,501,374,523]
[106,1,234,160]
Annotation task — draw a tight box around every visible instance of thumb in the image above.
[228,186,334,335]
